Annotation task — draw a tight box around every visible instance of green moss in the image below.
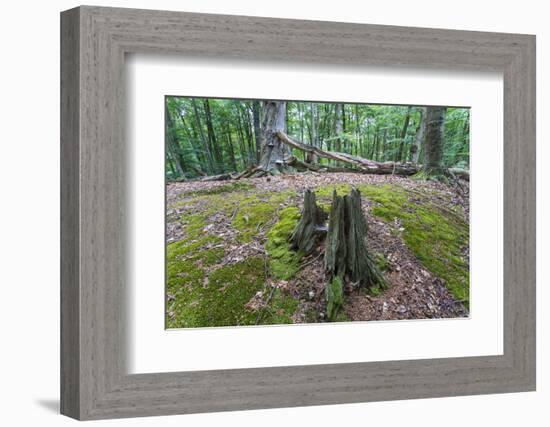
[266,207,302,280]
[374,252,389,272]
[314,184,352,199]
[326,275,345,321]
[258,288,299,325]
[369,285,382,297]
[312,183,469,304]
[356,184,469,305]
[183,181,255,196]
[233,191,296,242]
[334,310,350,322]
[167,257,266,328]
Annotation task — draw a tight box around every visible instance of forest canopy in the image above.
[165,97,470,181]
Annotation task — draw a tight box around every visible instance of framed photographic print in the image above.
[61,5,536,420]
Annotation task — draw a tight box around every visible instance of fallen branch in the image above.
[277,131,419,176]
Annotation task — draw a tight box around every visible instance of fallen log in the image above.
[277,131,419,176]
[200,173,234,182]
[448,168,470,182]
[288,156,363,174]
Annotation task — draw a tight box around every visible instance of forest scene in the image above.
[165,96,470,328]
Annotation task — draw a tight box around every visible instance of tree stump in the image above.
[289,190,327,255]
[324,188,386,289]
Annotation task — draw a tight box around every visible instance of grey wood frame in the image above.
[61,5,536,420]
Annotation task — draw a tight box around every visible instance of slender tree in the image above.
[396,106,411,162]
[422,106,446,177]
[252,100,262,163]
[411,107,426,164]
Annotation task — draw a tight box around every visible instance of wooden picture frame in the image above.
[60,5,536,420]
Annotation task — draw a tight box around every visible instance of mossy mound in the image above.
[315,183,469,305]
[266,207,302,280]
[166,189,300,328]
[232,191,296,242]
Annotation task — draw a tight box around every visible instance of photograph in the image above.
[165,97,470,328]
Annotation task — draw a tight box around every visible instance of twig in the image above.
[256,284,277,325]
[297,251,324,272]
[230,206,240,221]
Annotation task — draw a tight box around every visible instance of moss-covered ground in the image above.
[166,178,469,328]
[166,183,299,328]
[315,183,469,304]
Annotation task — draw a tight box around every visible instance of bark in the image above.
[396,106,411,162]
[252,101,262,163]
[423,106,446,176]
[324,188,386,288]
[277,131,418,176]
[334,103,343,152]
[289,190,327,255]
[203,99,223,173]
[201,173,234,182]
[258,101,291,174]
[307,103,319,164]
[225,131,238,172]
[410,107,426,163]
[287,157,363,174]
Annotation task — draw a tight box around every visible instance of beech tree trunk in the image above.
[423,106,446,176]
[411,107,426,164]
[396,106,411,162]
[252,101,262,163]
[258,101,291,173]
[324,188,386,288]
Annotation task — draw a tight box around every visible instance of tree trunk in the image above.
[324,188,386,288]
[191,99,215,174]
[165,104,186,178]
[334,103,343,152]
[423,106,446,176]
[252,100,262,163]
[258,101,291,174]
[411,107,426,164]
[307,103,319,164]
[289,190,327,255]
[203,99,223,173]
[277,131,418,176]
[396,106,411,162]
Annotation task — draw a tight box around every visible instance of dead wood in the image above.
[324,188,387,289]
[289,189,327,255]
[277,131,418,176]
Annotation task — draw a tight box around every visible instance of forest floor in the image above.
[166,172,469,329]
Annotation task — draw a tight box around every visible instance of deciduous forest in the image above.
[166,97,470,328]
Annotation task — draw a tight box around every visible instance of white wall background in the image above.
[0,0,546,425]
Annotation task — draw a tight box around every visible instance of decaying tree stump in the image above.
[289,190,327,255]
[324,188,386,289]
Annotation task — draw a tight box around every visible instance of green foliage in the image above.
[326,275,345,322]
[166,96,470,179]
[266,207,302,280]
